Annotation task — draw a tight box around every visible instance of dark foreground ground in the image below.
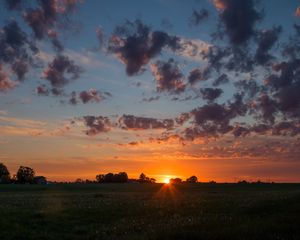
[0,183,300,240]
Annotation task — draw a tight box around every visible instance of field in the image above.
[0,183,300,240]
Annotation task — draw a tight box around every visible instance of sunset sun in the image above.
[163,178,170,184]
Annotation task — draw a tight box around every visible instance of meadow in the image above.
[0,183,300,240]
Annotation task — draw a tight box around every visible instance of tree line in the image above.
[1,162,200,184]
[0,162,46,184]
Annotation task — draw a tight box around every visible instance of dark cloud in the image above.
[36,84,49,95]
[22,0,80,51]
[79,89,105,104]
[256,94,277,124]
[11,60,28,81]
[119,115,174,130]
[68,89,108,105]
[213,74,229,86]
[255,26,282,65]
[151,58,185,93]
[188,67,210,85]
[182,93,247,139]
[82,116,111,136]
[190,9,209,26]
[201,45,228,72]
[5,0,22,10]
[142,96,160,102]
[0,20,37,85]
[213,0,262,45]
[232,125,250,137]
[0,20,34,63]
[232,120,300,138]
[186,103,233,139]
[175,112,190,125]
[200,88,223,101]
[234,79,260,98]
[263,60,300,119]
[282,25,300,59]
[42,55,83,92]
[69,91,77,105]
[108,20,181,76]
[225,48,254,72]
[23,0,57,39]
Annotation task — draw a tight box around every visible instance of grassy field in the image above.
[0,183,300,240]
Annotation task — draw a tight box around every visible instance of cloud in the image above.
[234,79,260,99]
[21,0,81,51]
[119,115,174,130]
[181,93,247,139]
[142,96,160,102]
[200,88,223,101]
[108,19,181,76]
[36,84,49,95]
[151,58,185,93]
[23,0,79,39]
[0,65,17,92]
[255,26,282,65]
[212,74,229,86]
[263,59,300,120]
[4,0,22,10]
[176,38,211,62]
[213,0,261,45]
[188,68,210,85]
[0,20,35,82]
[11,60,28,81]
[68,89,109,105]
[82,116,111,136]
[42,54,83,93]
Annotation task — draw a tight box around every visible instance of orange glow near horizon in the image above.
[163,178,170,184]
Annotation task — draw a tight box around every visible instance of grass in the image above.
[0,183,300,240]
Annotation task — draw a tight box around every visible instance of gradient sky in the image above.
[1,0,300,182]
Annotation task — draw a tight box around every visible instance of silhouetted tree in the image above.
[116,172,128,183]
[149,177,156,183]
[139,173,146,182]
[138,173,156,183]
[104,173,114,183]
[75,178,84,183]
[186,175,198,183]
[0,162,10,184]
[170,178,182,184]
[16,166,35,184]
[96,172,129,183]
[96,174,105,183]
[237,180,249,184]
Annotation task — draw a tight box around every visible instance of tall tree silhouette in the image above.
[16,166,35,184]
[0,162,10,183]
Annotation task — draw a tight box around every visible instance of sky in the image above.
[1,0,300,182]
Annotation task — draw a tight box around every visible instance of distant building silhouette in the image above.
[34,176,47,185]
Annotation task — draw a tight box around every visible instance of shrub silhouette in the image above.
[186,175,198,183]
[170,178,182,184]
